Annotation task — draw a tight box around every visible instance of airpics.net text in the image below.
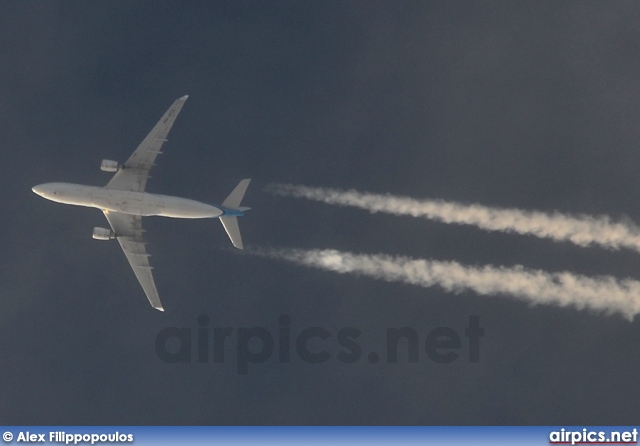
[155,315,484,375]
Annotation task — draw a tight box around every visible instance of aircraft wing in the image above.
[106,95,189,192]
[103,210,164,311]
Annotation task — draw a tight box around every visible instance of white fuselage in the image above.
[32,182,224,219]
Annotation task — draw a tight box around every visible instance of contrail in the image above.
[249,247,640,320]
[266,184,640,253]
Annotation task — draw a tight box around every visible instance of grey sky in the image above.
[2,1,640,425]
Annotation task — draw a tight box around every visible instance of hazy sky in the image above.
[3,1,640,425]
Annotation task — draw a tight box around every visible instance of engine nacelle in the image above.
[92,227,115,240]
[100,159,121,172]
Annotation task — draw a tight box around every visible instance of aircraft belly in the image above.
[91,191,220,218]
[91,190,144,215]
[157,195,222,218]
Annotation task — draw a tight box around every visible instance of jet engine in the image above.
[100,159,121,172]
[92,227,115,240]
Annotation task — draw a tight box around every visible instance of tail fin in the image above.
[220,179,251,249]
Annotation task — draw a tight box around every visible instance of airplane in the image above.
[32,96,250,312]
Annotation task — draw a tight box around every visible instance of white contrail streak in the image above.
[267,184,640,253]
[249,247,640,320]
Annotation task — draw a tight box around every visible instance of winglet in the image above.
[155,306,165,312]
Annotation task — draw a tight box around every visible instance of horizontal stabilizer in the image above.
[222,179,251,208]
[220,216,243,249]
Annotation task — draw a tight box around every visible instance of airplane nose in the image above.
[32,185,44,196]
